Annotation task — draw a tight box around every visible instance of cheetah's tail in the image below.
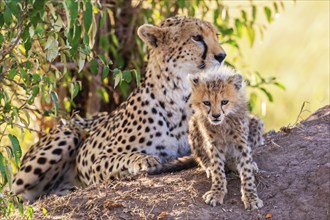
[148,156,197,175]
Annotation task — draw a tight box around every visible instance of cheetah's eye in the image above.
[221,100,229,105]
[203,101,211,106]
[192,34,203,42]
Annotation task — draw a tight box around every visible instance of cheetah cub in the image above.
[188,65,263,210]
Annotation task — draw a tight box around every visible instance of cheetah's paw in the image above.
[251,161,259,173]
[129,155,162,175]
[203,190,226,207]
[242,196,263,210]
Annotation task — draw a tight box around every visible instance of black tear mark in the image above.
[201,40,208,60]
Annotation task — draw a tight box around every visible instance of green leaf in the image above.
[273,82,286,90]
[264,6,272,23]
[32,74,40,83]
[98,54,106,65]
[45,36,59,62]
[23,109,31,126]
[246,25,255,47]
[8,134,22,168]
[0,152,8,185]
[78,51,86,72]
[0,12,4,27]
[101,66,109,80]
[114,73,122,88]
[178,0,185,9]
[69,24,82,56]
[65,0,79,28]
[7,1,20,19]
[90,58,99,75]
[71,82,80,100]
[132,69,141,86]
[22,26,31,43]
[235,19,242,38]
[113,68,120,75]
[26,205,34,220]
[19,115,29,128]
[33,0,46,15]
[118,81,129,98]
[223,39,239,49]
[273,2,279,14]
[122,70,132,83]
[4,6,12,26]
[0,33,4,47]
[31,86,39,97]
[42,207,48,216]
[97,87,109,103]
[260,87,273,102]
[20,69,28,80]
[252,5,257,21]
[248,92,258,112]
[4,102,11,113]
[25,38,32,55]
[241,10,247,21]
[83,1,93,33]
[50,91,59,116]
[100,11,106,27]
[8,69,17,80]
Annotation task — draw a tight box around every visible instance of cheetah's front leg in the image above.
[236,145,263,210]
[203,146,227,207]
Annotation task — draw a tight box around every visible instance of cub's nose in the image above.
[212,114,221,119]
[214,53,226,63]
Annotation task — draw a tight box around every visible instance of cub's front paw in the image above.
[203,190,226,207]
[242,196,263,210]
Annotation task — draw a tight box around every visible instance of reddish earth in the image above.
[18,106,330,219]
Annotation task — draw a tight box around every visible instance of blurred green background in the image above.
[233,1,329,131]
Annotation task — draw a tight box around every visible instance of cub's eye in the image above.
[203,101,211,106]
[192,35,203,42]
[221,100,229,105]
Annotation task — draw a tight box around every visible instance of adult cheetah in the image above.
[12,16,226,201]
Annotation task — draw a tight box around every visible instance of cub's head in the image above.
[137,16,226,75]
[189,65,246,125]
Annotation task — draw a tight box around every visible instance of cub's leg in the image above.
[202,145,227,207]
[189,119,211,177]
[235,142,263,210]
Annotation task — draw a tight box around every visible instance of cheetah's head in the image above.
[189,65,246,125]
[137,16,226,76]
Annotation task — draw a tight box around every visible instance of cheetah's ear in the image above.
[137,24,164,48]
[228,74,243,90]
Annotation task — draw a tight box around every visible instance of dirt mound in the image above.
[25,106,330,220]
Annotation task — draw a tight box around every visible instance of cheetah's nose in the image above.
[214,53,226,63]
[212,114,221,119]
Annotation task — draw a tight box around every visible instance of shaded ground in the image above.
[23,106,330,219]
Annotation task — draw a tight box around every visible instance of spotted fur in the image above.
[188,65,264,210]
[12,16,226,201]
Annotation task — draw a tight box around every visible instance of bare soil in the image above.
[21,106,330,220]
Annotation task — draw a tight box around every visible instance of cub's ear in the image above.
[137,24,164,48]
[228,74,243,90]
[188,74,200,87]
